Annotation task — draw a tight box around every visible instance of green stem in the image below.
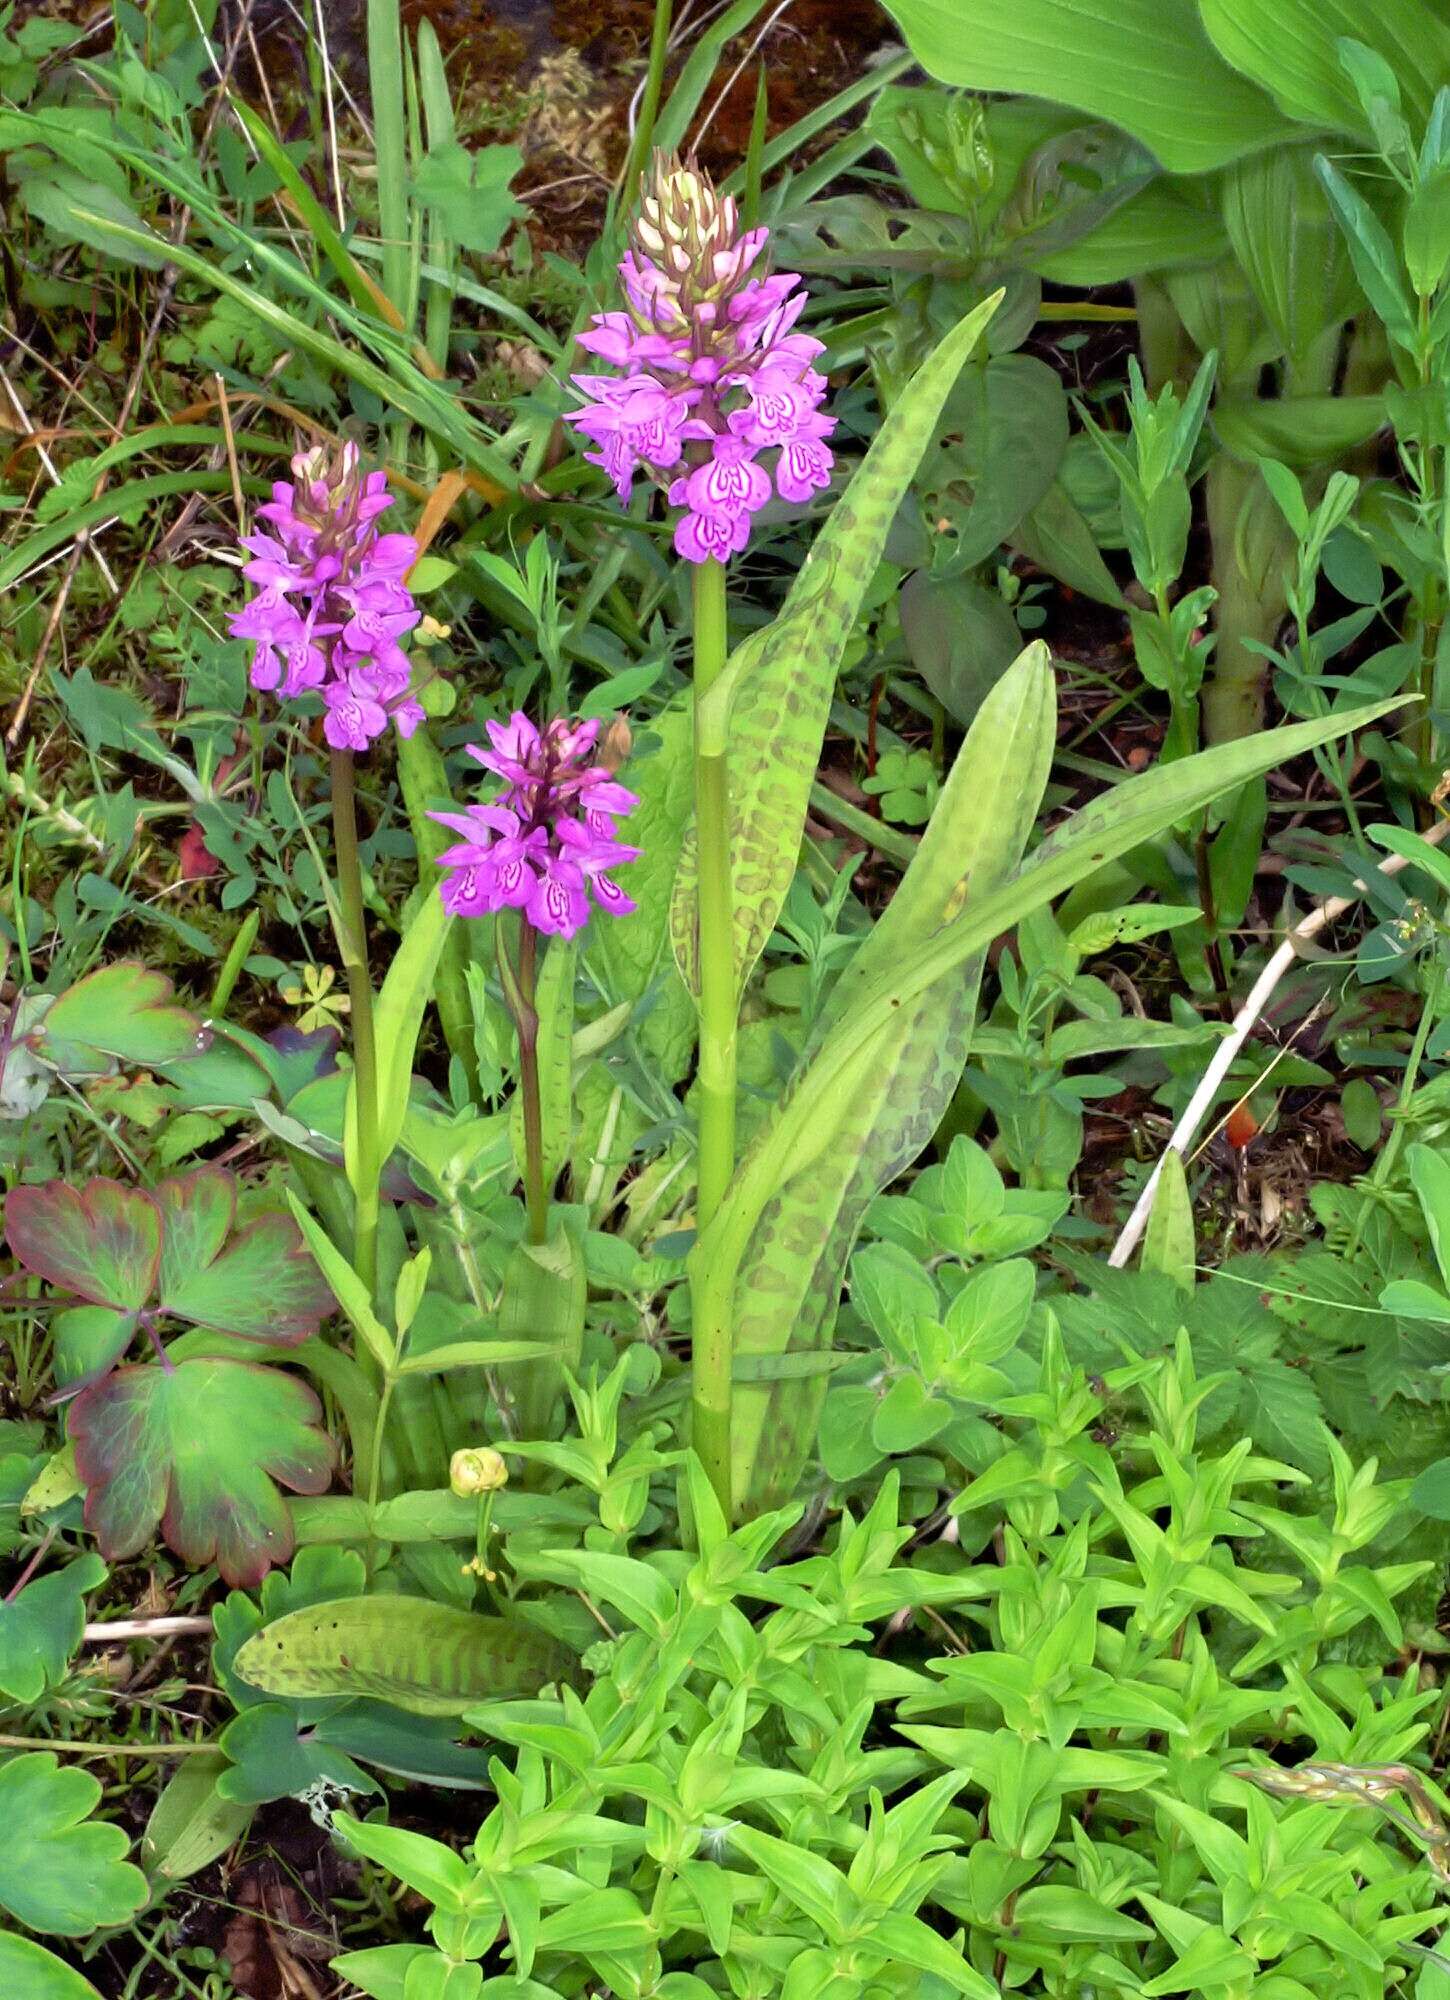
[509,922,550,1247]
[619,0,674,208]
[331,748,381,1298]
[690,556,736,1516]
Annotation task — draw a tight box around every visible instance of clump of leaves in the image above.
[6,1165,335,1583]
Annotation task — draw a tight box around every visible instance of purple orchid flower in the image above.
[228,441,424,750]
[567,152,836,564]
[431,713,640,941]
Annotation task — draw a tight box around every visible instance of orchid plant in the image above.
[568,153,837,1509]
[229,440,423,1298]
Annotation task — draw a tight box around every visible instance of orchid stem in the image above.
[689,554,736,1517]
[506,922,550,1247]
[331,747,381,1299]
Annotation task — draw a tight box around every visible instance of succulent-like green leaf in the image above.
[670,294,1002,998]
[5,1180,161,1312]
[36,961,205,1073]
[0,1754,147,1935]
[234,1596,576,1714]
[727,645,1054,1509]
[69,1358,335,1586]
[0,1554,106,1705]
[0,1931,107,1999]
[141,1755,254,1883]
[155,1168,334,1345]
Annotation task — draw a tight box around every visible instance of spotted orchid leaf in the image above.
[69,1358,335,1587]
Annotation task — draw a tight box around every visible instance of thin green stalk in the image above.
[331,747,381,1297]
[507,922,550,1247]
[690,555,736,1515]
[619,0,674,209]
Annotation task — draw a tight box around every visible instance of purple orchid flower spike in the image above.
[430,713,640,941]
[228,440,425,749]
[567,152,836,563]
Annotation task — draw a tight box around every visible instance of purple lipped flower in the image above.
[567,151,836,564]
[430,713,639,942]
[228,440,425,750]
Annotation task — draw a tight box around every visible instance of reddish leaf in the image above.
[6,1180,161,1312]
[178,823,220,881]
[70,1359,335,1587]
[155,1168,333,1346]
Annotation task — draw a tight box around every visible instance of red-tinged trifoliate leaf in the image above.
[37,961,207,1071]
[154,1168,333,1345]
[0,1753,147,1935]
[5,1179,161,1311]
[52,1307,137,1389]
[0,1554,106,1704]
[69,1359,335,1587]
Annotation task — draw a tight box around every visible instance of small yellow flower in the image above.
[280,963,350,1033]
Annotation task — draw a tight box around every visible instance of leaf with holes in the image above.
[0,1754,147,1936]
[34,961,206,1074]
[68,1359,335,1587]
[154,1168,334,1345]
[5,1180,161,1312]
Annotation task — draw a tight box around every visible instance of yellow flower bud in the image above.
[450,1446,507,1497]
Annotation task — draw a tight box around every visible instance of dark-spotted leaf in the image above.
[38,961,205,1070]
[0,1554,106,1704]
[234,1596,576,1715]
[155,1168,334,1344]
[0,1931,107,1999]
[0,1753,147,1935]
[5,1179,160,1311]
[670,293,1002,997]
[69,1359,335,1586]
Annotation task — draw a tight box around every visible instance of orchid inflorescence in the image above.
[431,713,640,940]
[569,152,836,564]
[229,440,425,752]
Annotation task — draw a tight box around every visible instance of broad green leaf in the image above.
[1219,143,1357,367]
[878,0,1292,174]
[412,140,526,254]
[38,962,204,1071]
[1211,393,1387,470]
[5,1179,160,1311]
[670,293,1002,996]
[0,1554,106,1705]
[707,692,1401,1513]
[350,889,454,1185]
[155,1168,333,1344]
[1409,1144,1450,1292]
[1009,480,1125,607]
[900,571,1023,727]
[590,702,696,1087]
[1034,180,1230,284]
[215,1702,378,1808]
[141,1755,253,1883]
[509,936,576,1192]
[928,354,1070,570]
[1142,1151,1194,1293]
[235,1596,575,1714]
[1200,0,1450,141]
[0,1932,107,1999]
[0,1754,146,1935]
[69,1358,335,1587]
[1315,157,1417,352]
[498,1227,587,1439]
[728,645,1054,1509]
[329,1945,433,2000]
